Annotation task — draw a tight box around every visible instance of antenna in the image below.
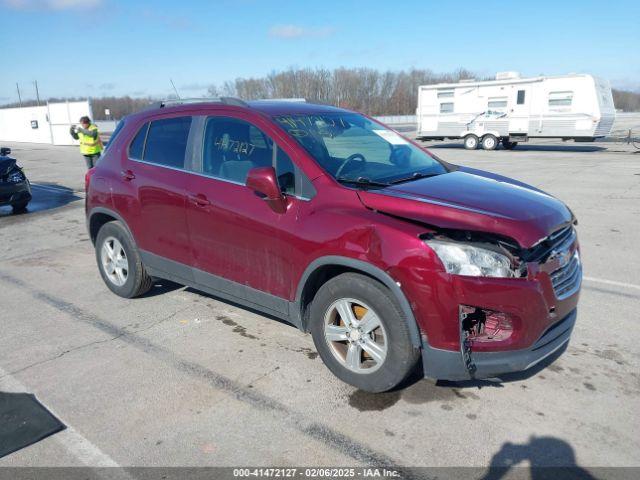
[34,80,41,106]
[169,79,181,100]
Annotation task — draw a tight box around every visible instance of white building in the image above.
[0,100,93,146]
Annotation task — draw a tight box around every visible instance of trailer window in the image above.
[440,103,454,113]
[437,91,454,98]
[548,91,573,107]
[488,97,508,109]
[517,90,526,104]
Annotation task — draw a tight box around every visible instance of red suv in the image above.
[86,99,581,392]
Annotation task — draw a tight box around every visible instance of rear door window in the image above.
[135,117,192,169]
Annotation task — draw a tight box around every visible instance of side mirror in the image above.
[246,166,287,214]
[0,147,11,156]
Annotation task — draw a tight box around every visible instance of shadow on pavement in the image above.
[341,342,571,412]
[0,183,81,218]
[479,436,598,479]
[183,287,296,329]
[141,279,184,298]
[423,142,606,152]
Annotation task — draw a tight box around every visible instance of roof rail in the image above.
[251,98,307,103]
[146,97,249,110]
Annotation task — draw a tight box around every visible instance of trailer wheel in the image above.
[481,134,498,150]
[463,135,479,150]
[502,140,518,150]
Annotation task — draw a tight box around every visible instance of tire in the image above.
[309,273,420,392]
[482,134,498,150]
[11,200,29,214]
[463,134,479,150]
[502,140,518,150]
[95,220,153,298]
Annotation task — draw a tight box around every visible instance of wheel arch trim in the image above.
[87,207,137,247]
[294,256,422,348]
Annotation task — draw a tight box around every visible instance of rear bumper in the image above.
[422,309,577,381]
[0,181,31,206]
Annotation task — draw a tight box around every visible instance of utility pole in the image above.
[16,83,22,107]
[34,80,41,106]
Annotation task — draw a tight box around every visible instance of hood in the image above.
[357,167,573,248]
[0,156,17,177]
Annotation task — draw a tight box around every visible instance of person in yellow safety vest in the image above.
[70,116,103,169]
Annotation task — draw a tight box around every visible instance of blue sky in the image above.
[1,0,638,103]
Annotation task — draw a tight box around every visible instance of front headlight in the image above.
[425,240,518,278]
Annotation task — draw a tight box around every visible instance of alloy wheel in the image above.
[323,298,388,374]
[100,236,129,286]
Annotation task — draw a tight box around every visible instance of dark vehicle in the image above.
[86,99,581,392]
[0,147,31,213]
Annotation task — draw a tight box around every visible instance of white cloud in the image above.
[268,24,334,39]
[2,0,103,10]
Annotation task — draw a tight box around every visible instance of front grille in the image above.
[550,252,582,299]
[525,225,575,263]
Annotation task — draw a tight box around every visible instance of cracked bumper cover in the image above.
[421,309,577,381]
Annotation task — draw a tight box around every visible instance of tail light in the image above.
[460,305,513,343]
[85,167,96,192]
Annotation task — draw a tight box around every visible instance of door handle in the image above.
[188,193,211,207]
[121,169,135,181]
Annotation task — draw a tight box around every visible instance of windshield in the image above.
[274,113,447,185]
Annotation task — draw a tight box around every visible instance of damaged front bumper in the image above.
[421,309,577,381]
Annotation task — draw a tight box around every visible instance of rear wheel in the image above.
[463,134,479,150]
[502,140,518,150]
[95,221,153,298]
[310,273,419,392]
[482,134,498,150]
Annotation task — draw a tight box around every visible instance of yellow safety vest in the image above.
[78,124,103,155]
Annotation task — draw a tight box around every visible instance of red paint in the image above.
[88,101,580,354]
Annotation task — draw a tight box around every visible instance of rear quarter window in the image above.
[103,119,126,155]
[128,123,148,160]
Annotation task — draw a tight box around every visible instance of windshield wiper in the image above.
[388,172,442,185]
[336,176,389,188]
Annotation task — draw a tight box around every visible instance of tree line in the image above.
[207,67,481,116]
[2,68,640,118]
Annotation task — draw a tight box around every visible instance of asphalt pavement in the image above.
[0,137,638,475]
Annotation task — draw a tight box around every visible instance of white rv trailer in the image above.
[416,72,615,150]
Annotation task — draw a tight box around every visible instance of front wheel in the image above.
[95,221,153,298]
[463,134,479,150]
[11,200,29,214]
[310,273,420,392]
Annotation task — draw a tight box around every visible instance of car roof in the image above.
[127,99,350,122]
[246,100,347,116]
